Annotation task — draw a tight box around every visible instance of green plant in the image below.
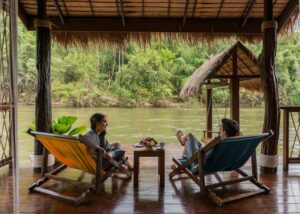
[28,116,87,136]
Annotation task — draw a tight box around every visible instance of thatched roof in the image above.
[18,0,299,46]
[180,41,261,99]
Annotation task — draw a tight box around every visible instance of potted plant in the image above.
[28,116,87,169]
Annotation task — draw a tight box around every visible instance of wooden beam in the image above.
[277,0,298,31]
[238,42,258,65]
[242,0,256,27]
[260,0,280,174]
[215,75,260,78]
[182,0,190,27]
[53,0,65,25]
[206,82,229,89]
[230,47,240,125]
[88,0,95,16]
[61,0,69,16]
[237,54,256,75]
[115,0,120,16]
[191,0,197,18]
[216,0,225,18]
[18,2,30,30]
[27,17,263,33]
[35,0,52,173]
[142,0,145,17]
[119,0,126,26]
[167,0,171,17]
[206,89,213,138]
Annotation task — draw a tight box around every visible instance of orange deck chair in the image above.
[27,129,132,205]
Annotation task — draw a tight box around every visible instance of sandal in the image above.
[176,130,186,146]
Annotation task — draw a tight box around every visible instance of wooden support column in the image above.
[260,0,280,173]
[34,0,52,173]
[206,89,212,138]
[230,47,240,125]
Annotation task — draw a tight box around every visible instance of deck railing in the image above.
[280,106,300,171]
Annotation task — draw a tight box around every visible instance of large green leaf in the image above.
[57,116,77,126]
[68,125,88,136]
[52,123,72,134]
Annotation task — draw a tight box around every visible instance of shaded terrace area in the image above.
[1,144,300,213]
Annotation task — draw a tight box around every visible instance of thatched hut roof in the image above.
[180,41,261,99]
[18,0,299,46]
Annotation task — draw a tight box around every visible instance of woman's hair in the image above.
[221,118,239,137]
[90,113,106,131]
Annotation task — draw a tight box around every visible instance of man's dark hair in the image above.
[90,113,106,131]
[221,118,239,137]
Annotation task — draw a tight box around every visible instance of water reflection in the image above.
[18,105,295,165]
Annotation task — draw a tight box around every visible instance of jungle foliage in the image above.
[18,23,300,107]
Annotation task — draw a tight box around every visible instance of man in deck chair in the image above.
[172,118,239,174]
[84,113,133,171]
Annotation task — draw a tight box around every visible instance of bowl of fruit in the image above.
[139,137,158,150]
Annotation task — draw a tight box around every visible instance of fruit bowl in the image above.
[139,137,158,149]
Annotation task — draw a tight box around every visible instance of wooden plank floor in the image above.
[1,144,300,213]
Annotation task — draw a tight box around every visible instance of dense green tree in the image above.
[17,21,300,107]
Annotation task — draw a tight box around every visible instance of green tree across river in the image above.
[18,23,300,107]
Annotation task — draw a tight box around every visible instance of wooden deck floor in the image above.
[1,144,300,213]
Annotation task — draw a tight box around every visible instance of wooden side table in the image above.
[133,148,165,188]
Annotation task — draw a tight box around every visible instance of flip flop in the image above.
[176,130,185,146]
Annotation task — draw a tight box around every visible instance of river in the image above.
[17,105,288,165]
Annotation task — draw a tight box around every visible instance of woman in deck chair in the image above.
[84,113,133,171]
[172,118,239,173]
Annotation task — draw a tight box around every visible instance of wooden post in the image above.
[206,89,212,138]
[282,109,289,171]
[260,0,280,173]
[34,0,52,173]
[230,47,240,125]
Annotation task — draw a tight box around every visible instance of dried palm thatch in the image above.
[18,0,299,47]
[180,41,261,99]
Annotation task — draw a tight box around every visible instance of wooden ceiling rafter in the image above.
[277,0,298,31]
[88,0,95,16]
[61,0,69,16]
[18,2,30,29]
[27,17,262,33]
[242,0,256,27]
[53,0,65,25]
[191,0,197,18]
[216,0,225,18]
[142,0,145,17]
[182,0,190,27]
[215,74,260,78]
[167,0,171,17]
[119,0,126,26]
[221,66,232,75]
[115,0,120,16]
[237,54,256,75]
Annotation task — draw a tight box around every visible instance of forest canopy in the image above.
[18,23,300,107]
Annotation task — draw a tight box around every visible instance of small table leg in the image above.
[134,154,139,188]
[158,153,165,188]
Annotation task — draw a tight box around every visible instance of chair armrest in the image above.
[202,136,222,153]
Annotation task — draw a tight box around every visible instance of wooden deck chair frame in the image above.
[27,129,132,205]
[169,131,273,207]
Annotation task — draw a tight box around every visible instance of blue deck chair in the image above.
[169,131,273,207]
